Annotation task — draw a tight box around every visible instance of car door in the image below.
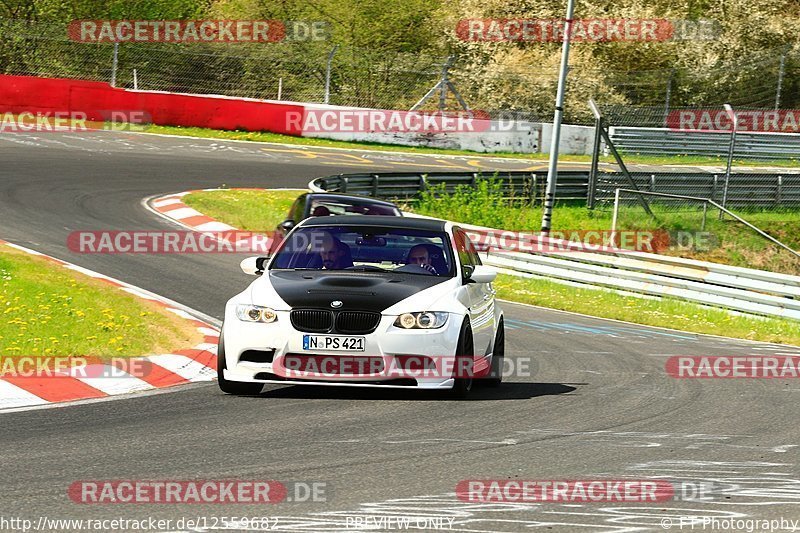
[454,228,494,356]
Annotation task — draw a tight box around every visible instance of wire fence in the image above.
[590,99,800,211]
[1,19,799,123]
[585,99,800,274]
[609,189,800,275]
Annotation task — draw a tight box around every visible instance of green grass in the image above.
[140,124,800,168]
[183,189,302,232]
[0,245,199,358]
[181,188,800,345]
[409,180,800,275]
[494,274,800,345]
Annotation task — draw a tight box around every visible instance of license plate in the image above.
[303,335,365,352]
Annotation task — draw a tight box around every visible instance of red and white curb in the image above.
[0,240,219,411]
[146,188,296,250]
[147,190,236,232]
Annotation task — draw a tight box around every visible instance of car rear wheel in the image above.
[485,319,504,388]
[217,329,263,396]
[449,319,474,398]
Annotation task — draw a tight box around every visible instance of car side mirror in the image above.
[240,256,269,276]
[465,265,497,284]
[279,220,295,232]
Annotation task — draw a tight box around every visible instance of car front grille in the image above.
[335,311,381,334]
[290,310,333,333]
[290,309,381,334]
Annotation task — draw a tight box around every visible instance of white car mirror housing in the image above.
[240,256,269,276]
[468,265,497,284]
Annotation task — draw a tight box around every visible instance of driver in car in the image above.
[406,244,438,274]
[318,233,354,270]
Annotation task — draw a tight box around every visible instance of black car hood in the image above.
[268,270,448,312]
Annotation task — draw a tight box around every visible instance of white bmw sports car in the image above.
[218,215,504,397]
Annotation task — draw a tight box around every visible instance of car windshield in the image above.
[309,198,399,217]
[270,226,453,276]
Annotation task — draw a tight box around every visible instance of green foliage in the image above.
[412,179,800,274]
[0,246,194,357]
[1,0,800,119]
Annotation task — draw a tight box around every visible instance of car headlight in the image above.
[236,304,278,323]
[394,312,449,329]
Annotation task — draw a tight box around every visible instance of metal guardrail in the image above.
[310,171,800,207]
[609,126,800,161]
[408,211,800,320]
[595,172,800,206]
[485,251,800,320]
[310,171,591,202]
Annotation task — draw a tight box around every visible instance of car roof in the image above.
[307,193,399,208]
[299,215,447,232]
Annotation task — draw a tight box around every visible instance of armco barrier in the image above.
[452,220,800,321]
[0,74,303,134]
[609,126,800,161]
[311,170,800,207]
[310,173,800,320]
[310,171,591,202]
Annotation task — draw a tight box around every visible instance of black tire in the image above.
[217,329,263,395]
[449,319,474,398]
[485,319,504,388]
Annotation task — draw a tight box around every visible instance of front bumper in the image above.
[222,309,467,389]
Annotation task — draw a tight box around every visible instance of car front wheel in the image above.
[485,319,504,388]
[449,319,474,398]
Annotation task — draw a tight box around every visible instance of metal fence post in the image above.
[588,100,603,209]
[277,78,283,100]
[721,103,738,218]
[132,68,138,90]
[776,53,786,111]
[111,42,119,87]
[610,187,621,246]
[540,0,576,234]
[711,174,718,201]
[324,45,339,105]
[663,68,675,127]
[701,202,708,232]
[777,175,783,205]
